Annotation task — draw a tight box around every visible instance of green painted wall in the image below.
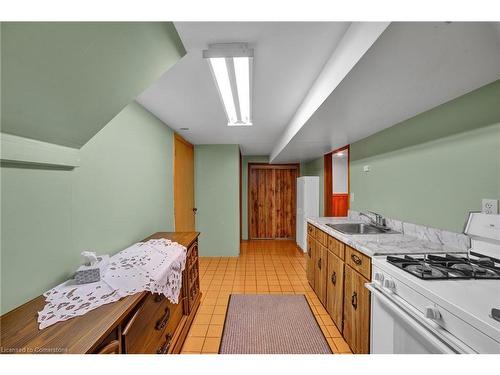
[1,22,185,148]
[1,102,175,313]
[241,155,269,240]
[195,145,240,256]
[350,80,500,233]
[301,157,324,216]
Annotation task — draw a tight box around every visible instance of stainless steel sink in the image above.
[326,223,399,235]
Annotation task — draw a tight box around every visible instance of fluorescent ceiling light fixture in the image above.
[203,43,253,126]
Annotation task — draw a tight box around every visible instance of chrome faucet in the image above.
[359,211,386,227]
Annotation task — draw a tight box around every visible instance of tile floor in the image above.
[181,240,352,354]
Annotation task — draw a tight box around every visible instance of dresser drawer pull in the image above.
[351,254,362,265]
[317,258,322,270]
[157,332,173,354]
[351,292,358,310]
[331,271,337,285]
[307,247,311,258]
[155,307,171,330]
[153,293,163,303]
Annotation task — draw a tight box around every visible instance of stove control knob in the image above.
[383,278,396,291]
[425,306,442,320]
[374,272,385,284]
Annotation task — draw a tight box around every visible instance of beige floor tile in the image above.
[188,324,209,337]
[182,336,205,352]
[333,338,352,353]
[206,325,224,337]
[210,314,226,325]
[193,314,212,325]
[202,337,221,353]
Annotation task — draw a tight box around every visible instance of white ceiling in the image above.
[137,22,500,162]
[274,22,500,162]
[137,22,350,155]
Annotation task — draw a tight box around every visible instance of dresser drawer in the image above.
[328,235,345,260]
[122,293,182,354]
[315,228,328,246]
[345,246,371,280]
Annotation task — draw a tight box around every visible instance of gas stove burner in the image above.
[386,252,500,280]
[406,264,446,278]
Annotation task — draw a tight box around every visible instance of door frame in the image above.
[173,133,195,231]
[324,145,350,217]
[247,162,300,240]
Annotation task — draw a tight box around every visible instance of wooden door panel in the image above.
[306,235,314,287]
[332,194,349,217]
[314,242,327,305]
[343,265,370,354]
[174,134,194,231]
[326,251,344,331]
[248,164,298,239]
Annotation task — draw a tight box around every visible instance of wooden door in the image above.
[248,164,298,239]
[314,242,328,305]
[174,134,195,231]
[326,250,344,331]
[343,265,370,354]
[274,168,297,238]
[306,235,315,287]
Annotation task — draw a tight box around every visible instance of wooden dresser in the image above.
[0,232,201,354]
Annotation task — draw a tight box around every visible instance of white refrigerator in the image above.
[296,176,319,252]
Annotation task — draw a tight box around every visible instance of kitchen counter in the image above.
[307,216,466,257]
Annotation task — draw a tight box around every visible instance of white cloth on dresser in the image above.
[37,238,187,330]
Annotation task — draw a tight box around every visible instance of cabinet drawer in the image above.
[307,223,315,237]
[345,246,371,280]
[315,228,328,247]
[328,235,345,260]
[145,299,183,354]
[122,293,182,354]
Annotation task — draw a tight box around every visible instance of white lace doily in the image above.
[37,239,187,329]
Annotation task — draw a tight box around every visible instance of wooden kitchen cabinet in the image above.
[314,241,328,305]
[343,264,371,354]
[306,235,315,287]
[306,222,372,354]
[326,250,344,331]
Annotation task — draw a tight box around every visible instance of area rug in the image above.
[219,294,332,354]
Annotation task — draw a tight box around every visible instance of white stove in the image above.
[367,213,500,354]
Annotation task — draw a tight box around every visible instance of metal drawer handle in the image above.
[331,271,337,285]
[351,292,358,310]
[317,258,322,270]
[154,293,163,303]
[157,332,173,354]
[351,254,362,265]
[155,306,171,330]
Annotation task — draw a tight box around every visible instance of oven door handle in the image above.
[365,283,475,354]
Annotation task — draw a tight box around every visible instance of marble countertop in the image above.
[307,216,466,257]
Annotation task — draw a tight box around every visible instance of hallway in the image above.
[181,240,352,354]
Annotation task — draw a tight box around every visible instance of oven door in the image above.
[366,283,473,354]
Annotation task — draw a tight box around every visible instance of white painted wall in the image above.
[333,153,348,193]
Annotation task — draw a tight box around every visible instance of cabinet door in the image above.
[343,265,371,354]
[314,242,327,305]
[306,235,315,287]
[326,251,344,331]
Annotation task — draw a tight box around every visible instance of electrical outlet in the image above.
[482,199,499,214]
[350,193,355,202]
[363,165,370,172]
